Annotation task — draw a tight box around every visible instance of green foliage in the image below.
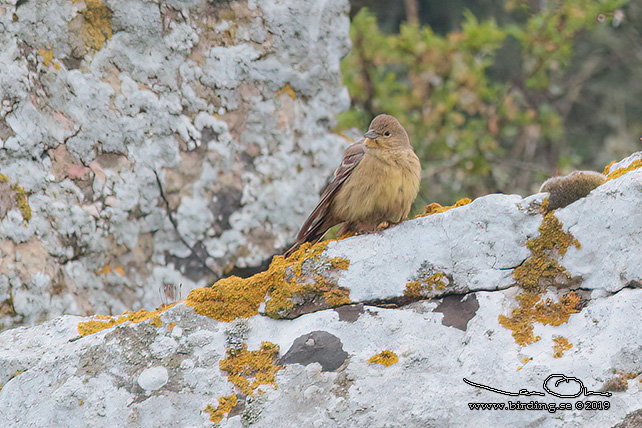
[339,1,629,203]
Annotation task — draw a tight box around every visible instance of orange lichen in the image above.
[499,291,580,346]
[77,303,177,336]
[97,264,112,275]
[219,342,282,396]
[419,198,472,217]
[186,242,350,321]
[499,211,581,346]
[368,350,399,367]
[204,394,238,423]
[606,159,642,181]
[513,212,580,291]
[603,160,616,175]
[553,336,573,358]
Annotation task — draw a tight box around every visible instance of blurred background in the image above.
[338,0,641,206]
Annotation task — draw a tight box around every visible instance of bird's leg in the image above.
[376,221,390,230]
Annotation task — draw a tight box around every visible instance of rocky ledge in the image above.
[1,153,641,427]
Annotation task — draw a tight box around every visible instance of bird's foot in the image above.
[376,221,390,230]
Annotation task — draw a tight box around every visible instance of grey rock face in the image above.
[0,0,351,330]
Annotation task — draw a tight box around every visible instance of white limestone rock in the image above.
[1,153,641,427]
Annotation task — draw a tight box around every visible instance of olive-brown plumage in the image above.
[285,114,421,256]
[539,170,606,211]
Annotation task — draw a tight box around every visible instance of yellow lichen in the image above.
[72,0,113,51]
[516,356,533,371]
[419,197,472,217]
[513,212,580,291]
[404,272,447,298]
[0,174,32,222]
[499,291,580,346]
[149,315,162,328]
[606,159,642,181]
[368,350,399,367]
[553,336,573,358]
[77,303,176,336]
[37,49,61,70]
[11,183,31,222]
[186,242,350,322]
[219,342,282,396]
[38,49,55,67]
[204,394,238,423]
[603,160,616,175]
[277,84,297,99]
[97,264,112,275]
[499,212,581,346]
[404,280,424,298]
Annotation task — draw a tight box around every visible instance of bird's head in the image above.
[363,114,411,150]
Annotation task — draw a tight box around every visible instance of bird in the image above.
[285,114,421,257]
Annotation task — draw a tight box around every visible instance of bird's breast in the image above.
[332,151,420,224]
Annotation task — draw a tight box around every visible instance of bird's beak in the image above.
[364,130,378,140]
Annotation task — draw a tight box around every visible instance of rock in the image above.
[0,0,351,330]
[1,152,641,427]
[137,366,169,391]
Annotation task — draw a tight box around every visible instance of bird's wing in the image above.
[295,141,366,244]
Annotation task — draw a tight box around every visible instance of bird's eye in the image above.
[384,131,391,136]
